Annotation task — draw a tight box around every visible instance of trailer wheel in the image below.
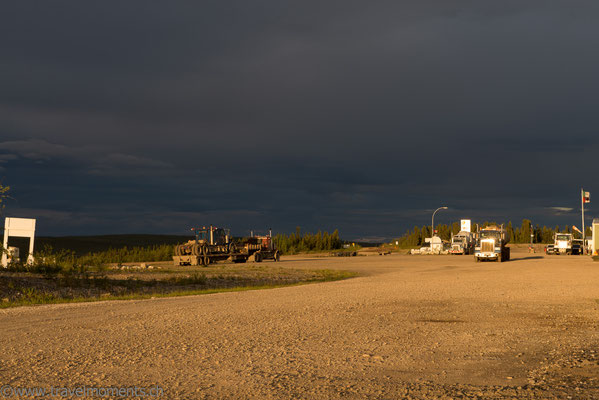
[254,252,262,263]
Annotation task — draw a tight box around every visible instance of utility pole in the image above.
[580,188,587,252]
[530,221,534,249]
[582,188,586,253]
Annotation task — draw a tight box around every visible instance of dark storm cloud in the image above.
[1,1,598,238]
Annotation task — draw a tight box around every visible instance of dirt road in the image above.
[2,251,599,399]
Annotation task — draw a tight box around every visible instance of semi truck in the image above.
[572,239,584,255]
[474,225,510,262]
[553,233,582,255]
[230,232,280,263]
[173,226,280,266]
[173,226,232,266]
[449,231,475,255]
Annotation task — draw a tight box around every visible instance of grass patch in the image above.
[0,268,358,309]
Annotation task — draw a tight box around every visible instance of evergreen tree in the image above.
[519,219,532,244]
[506,221,514,243]
[0,183,9,213]
[274,228,344,254]
[452,222,460,235]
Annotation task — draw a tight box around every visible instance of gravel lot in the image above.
[1,250,599,399]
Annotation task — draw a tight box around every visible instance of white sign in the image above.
[2,217,36,267]
[461,219,471,233]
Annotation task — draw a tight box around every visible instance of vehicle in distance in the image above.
[572,239,584,255]
[553,233,582,255]
[173,226,232,266]
[545,244,555,255]
[449,231,475,255]
[173,226,281,266]
[230,232,280,263]
[474,225,510,262]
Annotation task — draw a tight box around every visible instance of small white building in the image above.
[592,219,599,256]
[430,236,444,254]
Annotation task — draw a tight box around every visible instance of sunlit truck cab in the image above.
[474,225,510,262]
[553,233,579,255]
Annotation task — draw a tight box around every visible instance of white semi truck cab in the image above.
[450,231,475,255]
[474,225,510,262]
[554,233,577,255]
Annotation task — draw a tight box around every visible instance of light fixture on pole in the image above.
[582,188,591,254]
[431,206,448,238]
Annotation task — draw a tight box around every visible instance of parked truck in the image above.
[450,231,476,255]
[572,239,584,255]
[173,226,280,266]
[474,225,510,262]
[230,231,280,263]
[173,226,232,266]
[553,233,582,255]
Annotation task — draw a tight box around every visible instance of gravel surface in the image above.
[1,250,599,399]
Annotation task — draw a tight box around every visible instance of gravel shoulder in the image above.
[1,250,599,399]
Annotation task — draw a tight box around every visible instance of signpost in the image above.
[582,189,591,254]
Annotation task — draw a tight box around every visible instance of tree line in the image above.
[274,227,342,254]
[395,219,593,248]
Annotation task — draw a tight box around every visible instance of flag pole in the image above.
[582,188,585,253]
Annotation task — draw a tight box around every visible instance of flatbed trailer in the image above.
[173,226,280,266]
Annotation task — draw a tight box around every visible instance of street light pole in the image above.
[581,188,586,252]
[431,206,448,238]
[530,221,534,252]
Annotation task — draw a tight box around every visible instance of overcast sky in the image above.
[1,1,597,240]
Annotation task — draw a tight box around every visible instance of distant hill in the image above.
[35,234,194,255]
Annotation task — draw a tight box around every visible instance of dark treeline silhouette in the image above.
[274,227,342,254]
[395,219,592,248]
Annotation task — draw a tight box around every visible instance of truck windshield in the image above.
[556,235,570,241]
[195,230,209,241]
[213,229,227,243]
[480,231,501,240]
